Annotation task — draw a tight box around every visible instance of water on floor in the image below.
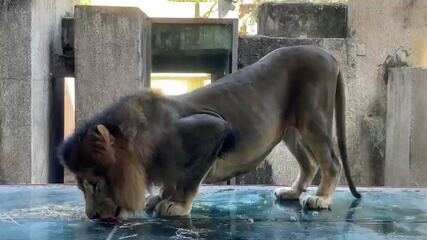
[0,185,426,240]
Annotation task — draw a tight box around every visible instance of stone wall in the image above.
[0,0,76,183]
[0,1,32,184]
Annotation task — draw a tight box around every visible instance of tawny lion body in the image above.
[59,46,360,220]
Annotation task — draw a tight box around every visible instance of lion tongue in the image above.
[101,217,119,224]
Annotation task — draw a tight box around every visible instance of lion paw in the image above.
[145,195,162,211]
[154,199,191,217]
[299,194,332,209]
[274,188,302,200]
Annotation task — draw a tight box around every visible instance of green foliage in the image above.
[79,0,92,5]
[236,0,345,3]
[319,0,342,2]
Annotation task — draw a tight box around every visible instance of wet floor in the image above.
[0,185,426,240]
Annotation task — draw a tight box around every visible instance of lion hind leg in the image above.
[298,120,342,210]
[275,128,318,201]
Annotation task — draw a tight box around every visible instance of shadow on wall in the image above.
[361,99,385,186]
[236,160,273,185]
[0,169,5,184]
[0,115,6,184]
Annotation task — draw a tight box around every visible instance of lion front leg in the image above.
[154,176,204,217]
[152,158,217,217]
[153,113,233,217]
[152,154,219,217]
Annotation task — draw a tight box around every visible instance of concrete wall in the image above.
[74,6,147,124]
[0,1,32,184]
[0,0,75,184]
[385,67,427,187]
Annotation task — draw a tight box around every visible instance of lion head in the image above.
[58,123,147,220]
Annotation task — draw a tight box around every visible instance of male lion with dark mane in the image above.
[58,46,361,220]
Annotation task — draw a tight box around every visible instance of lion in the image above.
[58,46,361,220]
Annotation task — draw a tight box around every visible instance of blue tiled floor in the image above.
[0,185,426,239]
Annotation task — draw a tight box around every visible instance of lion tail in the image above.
[335,70,361,199]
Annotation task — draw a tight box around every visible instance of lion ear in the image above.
[96,124,114,145]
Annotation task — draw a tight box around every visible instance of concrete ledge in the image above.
[257,3,347,38]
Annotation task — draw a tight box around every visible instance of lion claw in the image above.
[299,193,331,210]
[154,199,191,217]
